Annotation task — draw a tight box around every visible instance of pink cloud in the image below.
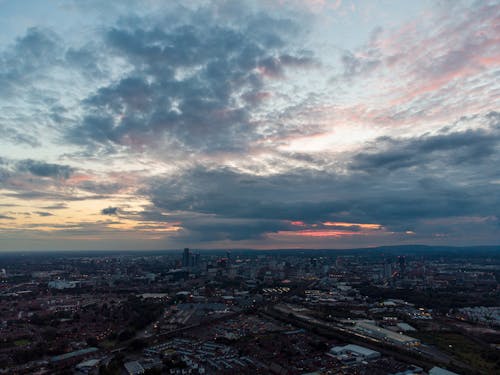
[323,221,381,230]
[276,229,360,237]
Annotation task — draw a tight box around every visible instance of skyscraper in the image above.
[398,256,406,279]
[182,248,190,268]
[384,259,393,280]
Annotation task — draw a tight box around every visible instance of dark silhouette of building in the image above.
[398,256,406,278]
[384,258,393,280]
[182,248,190,268]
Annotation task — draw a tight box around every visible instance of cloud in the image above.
[0,26,118,151]
[0,1,499,249]
[40,203,68,210]
[65,45,104,79]
[101,206,118,215]
[34,211,54,217]
[0,159,84,204]
[352,112,500,171]
[341,50,380,79]
[4,191,110,202]
[173,216,292,242]
[0,214,15,220]
[328,1,500,131]
[16,159,74,179]
[0,167,10,183]
[140,112,500,242]
[0,125,41,147]
[76,180,125,195]
[0,27,61,97]
[65,9,315,154]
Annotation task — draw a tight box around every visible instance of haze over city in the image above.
[0,0,499,251]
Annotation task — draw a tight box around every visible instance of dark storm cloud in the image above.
[148,166,346,221]
[101,206,118,215]
[148,166,480,225]
[180,218,292,241]
[136,209,293,242]
[66,10,315,152]
[144,113,500,240]
[16,159,74,179]
[353,112,500,171]
[144,166,349,240]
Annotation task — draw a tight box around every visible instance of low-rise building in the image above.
[330,344,381,361]
[124,361,145,375]
[428,366,460,375]
[354,320,420,347]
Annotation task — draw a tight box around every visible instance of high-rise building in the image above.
[398,256,406,278]
[182,248,190,268]
[384,259,393,280]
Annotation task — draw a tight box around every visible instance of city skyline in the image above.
[1,0,499,250]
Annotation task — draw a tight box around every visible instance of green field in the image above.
[414,331,500,374]
[13,339,30,347]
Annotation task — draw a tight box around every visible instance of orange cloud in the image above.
[323,221,382,230]
[66,173,93,184]
[276,229,359,237]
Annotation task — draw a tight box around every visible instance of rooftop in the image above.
[429,367,460,375]
[124,360,145,375]
[331,344,380,358]
[50,347,98,363]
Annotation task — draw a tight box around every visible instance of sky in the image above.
[0,0,499,251]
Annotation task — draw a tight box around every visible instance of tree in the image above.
[86,336,98,347]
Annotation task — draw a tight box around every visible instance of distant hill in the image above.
[0,244,498,259]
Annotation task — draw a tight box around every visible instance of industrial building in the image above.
[428,367,460,375]
[330,344,381,362]
[354,320,420,347]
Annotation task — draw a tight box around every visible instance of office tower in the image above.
[182,248,190,268]
[384,259,393,280]
[398,256,406,278]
